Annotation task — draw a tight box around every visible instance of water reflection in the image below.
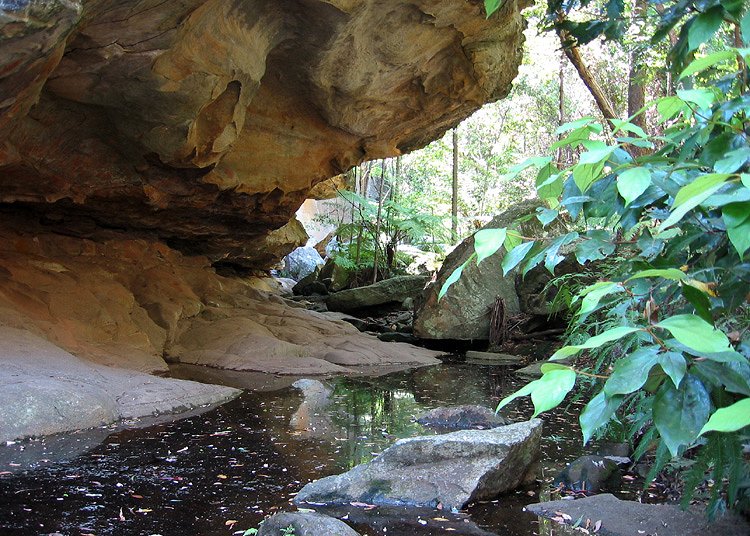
[0,362,604,536]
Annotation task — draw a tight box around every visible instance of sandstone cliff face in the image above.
[0,0,526,267]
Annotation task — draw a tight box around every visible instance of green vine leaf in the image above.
[655,314,733,355]
[700,398,750,435]
[497,369,577,418]
[474,228,507,265]
[550,326,641,361]
[604,347,661,396]
[580,391,624,445]
[654,375,711,457]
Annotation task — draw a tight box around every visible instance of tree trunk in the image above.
[557,49,566,165]
[556,24,618,122]
[627,0,648,127]
[451,127,459,244]
[372,160,386,284]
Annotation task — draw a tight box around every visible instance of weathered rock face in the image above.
[1,0,527,267]
[327,275,428,313]
[0,220,440,375]
[294,419,542,509]
[257,511,360,536]
[414,200,571,340]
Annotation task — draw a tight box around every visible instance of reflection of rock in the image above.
[327,276,428,314]
[257,511,359,536]
[553,455,622,494]
[415,405,510,430]
[465,351,524,365]
[294,420,542,509]
[290,379,336,438]
[526,494,750,536]
[312,505,499,536]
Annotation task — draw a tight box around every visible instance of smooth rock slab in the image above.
[526,494,750,536]
[257,511,359,536]
[327,276,428,313]
[415,405,510,430]
[465,351,524,364]
[294,419,542,510]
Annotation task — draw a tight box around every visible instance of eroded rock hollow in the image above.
[0,0,527,439]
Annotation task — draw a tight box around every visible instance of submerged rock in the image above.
[294,419,542,510]
[526,494,750,536]
[465,351,524,364]
[415,405,510,430]
[257,511,359,536]
[553,455,622,493]
[327,276,428,314]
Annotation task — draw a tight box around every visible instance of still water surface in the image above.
[0,362,609,535]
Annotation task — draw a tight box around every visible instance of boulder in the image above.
[257,511,359,536]
[294,419,542,509]
[415,405,510,430]
[284,246,325,281]
[414,201,572,340]
[327,275,428,313]
[526,494,750,536]
[553,455,622,493]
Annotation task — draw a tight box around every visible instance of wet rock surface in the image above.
[415,405,511,430]
[526,494,750,536]
[257,511,360,536]
[553,455,622,494]
[294,419,542,509]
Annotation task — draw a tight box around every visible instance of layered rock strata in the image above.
[1,0,527,267]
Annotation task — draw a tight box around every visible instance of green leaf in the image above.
[575,231,616,264]
[656,96,685,122]
[529,369,577,417]
[653,375,711,457]
[699,398,750,434]
[681,285,713,323]
[550,326,641,361]
[579,146,616,165]
[576,281,624,318]
[676,88,716,111]
[659,174,730,230]
[580,392,624,444]
[610,118,648,138]
[626,268,687,281]
[658,352,687,389]
[695,360,750,396]
[573,162,606,192]
[544,232,578,274]
[474,228,507,265]
[743,174,750,189]
[484,0,502,16]
[438,257,472,300]
[687,7,723,51]
[617,167,652,206]
[497,368,577,417]
[556,116,597,134]
[656,314,733,354]
[680,50,737,79]
[743,10,750,44]
[673,173,731,208]
[536,165,563,200]
[504,231,522,251]
[723,202,750,258]
[536,208,559,227]
[540,363,571,374]
[501,241,535,276]
[714,147,750,174]
[604,347,661,396]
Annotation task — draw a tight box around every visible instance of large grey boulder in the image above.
[326,275,428,313]
[414,201,569,340]
[294,419,542,510]
[526,494,750,536]
[284,246,324,281]
[257,511,359,536]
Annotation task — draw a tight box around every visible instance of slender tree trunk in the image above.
[451,127,459,244]
[557,49,566,165]
[372,160,386,284]
[627,0,648,127]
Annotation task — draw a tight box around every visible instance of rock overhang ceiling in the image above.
[0,0,527,267]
